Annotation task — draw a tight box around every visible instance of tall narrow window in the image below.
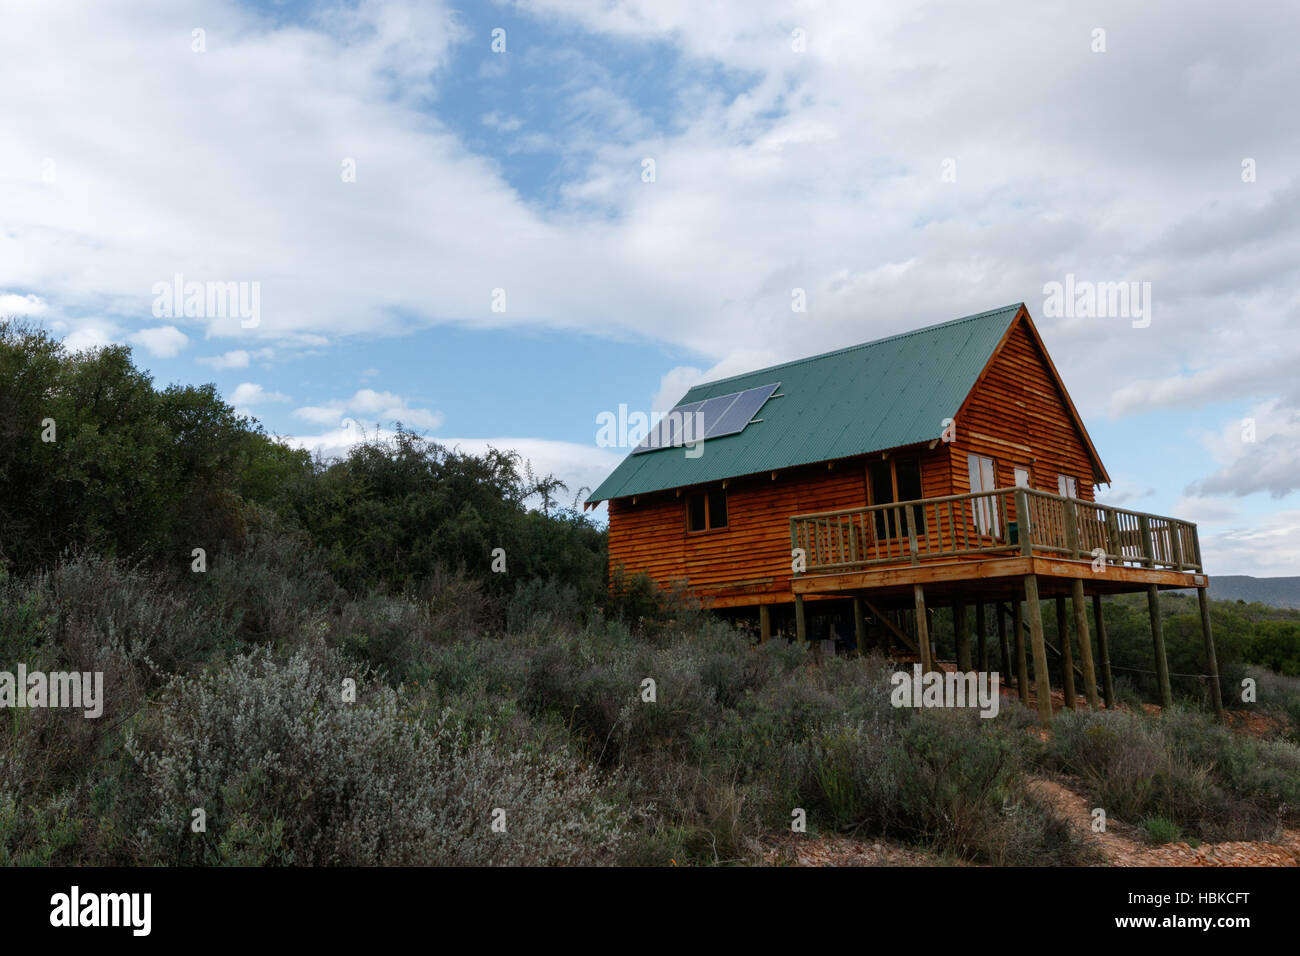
[1057,474,1078,499]
[1014,467,1030,488]
[867,460,894,537]
[967,453,999,535]
[894,457,926,538]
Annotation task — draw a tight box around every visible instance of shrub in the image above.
[127,644,629,865]
[1142,817,1182,844]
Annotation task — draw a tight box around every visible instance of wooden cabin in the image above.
[587,304,1222,724]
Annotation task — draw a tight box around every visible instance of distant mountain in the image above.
[1206,575,1300,609]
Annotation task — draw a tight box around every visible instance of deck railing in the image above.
[789,487,1201,576]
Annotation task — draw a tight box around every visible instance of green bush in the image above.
[127,645,629,865]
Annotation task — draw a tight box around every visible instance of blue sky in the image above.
[2,0,1299,574]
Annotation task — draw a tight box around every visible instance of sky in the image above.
[2,0,1298,575]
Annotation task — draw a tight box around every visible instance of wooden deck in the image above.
[793,555,1205,604]
[789,486,1205,604]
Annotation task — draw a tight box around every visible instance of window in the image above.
[866,457,926,538]
[1014,467,1030,488]
[967,453,999,535]
[1057,474,1078,499]
[686,488,727,531]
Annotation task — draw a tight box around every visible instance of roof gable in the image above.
[588,303,1026,503]
[958,310,1112,486]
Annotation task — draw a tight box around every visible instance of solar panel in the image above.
[704,382,780,440]
[633,400,704,453]
[632,382,779,454]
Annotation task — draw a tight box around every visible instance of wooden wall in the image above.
[608,450,947,608]
[947,316,1099,502]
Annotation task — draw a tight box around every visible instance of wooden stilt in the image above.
[954,599,971,671]
[759,604,771,645]
[1013,599,1029,701]
[1197,587,1224,719]
[997,603,1011,682]
[975,601,988,672]
[913,584,933,672]
[795,595,807,647]
[1024,575,1054,726]
[1070,579,1100,710]
[1147,585,1173,709]
[852,596,866,657]
[1055,595,1075,708]
[1092,593,1115,709]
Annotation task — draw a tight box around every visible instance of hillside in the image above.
[1207,576,1300,609]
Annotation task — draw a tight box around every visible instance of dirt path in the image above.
[1029,776,1300,867]
[762,777,1300,866]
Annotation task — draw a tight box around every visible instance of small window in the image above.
[686,488,727,532]
[687,493,707,531]
[1014,467,1030,488]
[707,488,727,528]
[1057,475,1078,499]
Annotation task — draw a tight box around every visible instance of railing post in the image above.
[1171,521,1184,571]
[789,518,798,576]
[1138,515,1155,568]
[1105,508,1121,564]
[1064,496,1080,559]
[905,505,920,567]
[1014,489,1032,557]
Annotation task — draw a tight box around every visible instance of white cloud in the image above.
[198,347,274,370]
[130,325,188,358]
[651,366,705,413]
[482,111,523,132]
[0,292,47,316]
[1200,511,1300,577]
[282,425,620,510]
[293,388,443,430]
[61,321,119,353]
[230,382,291,406]
[1189,398,1300,498]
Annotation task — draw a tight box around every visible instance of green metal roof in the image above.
[588,303,1023,503]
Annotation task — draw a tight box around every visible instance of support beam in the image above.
[759,604,772,645]
[862,597,919,655]
[1197,587,1225,719]
[1092,593,1115,708]
[913,584,933,672]
[1024,575,1054,725]
[997,603,1011,683]
[1147,585,1173,709]
[1013,599,1030,701]
[975,602,988,672]
[852,597,866,657]
[795,595,807,647]
[1055,595,1076,709]
[1070,579,1100,710]
[954,600,972,672]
